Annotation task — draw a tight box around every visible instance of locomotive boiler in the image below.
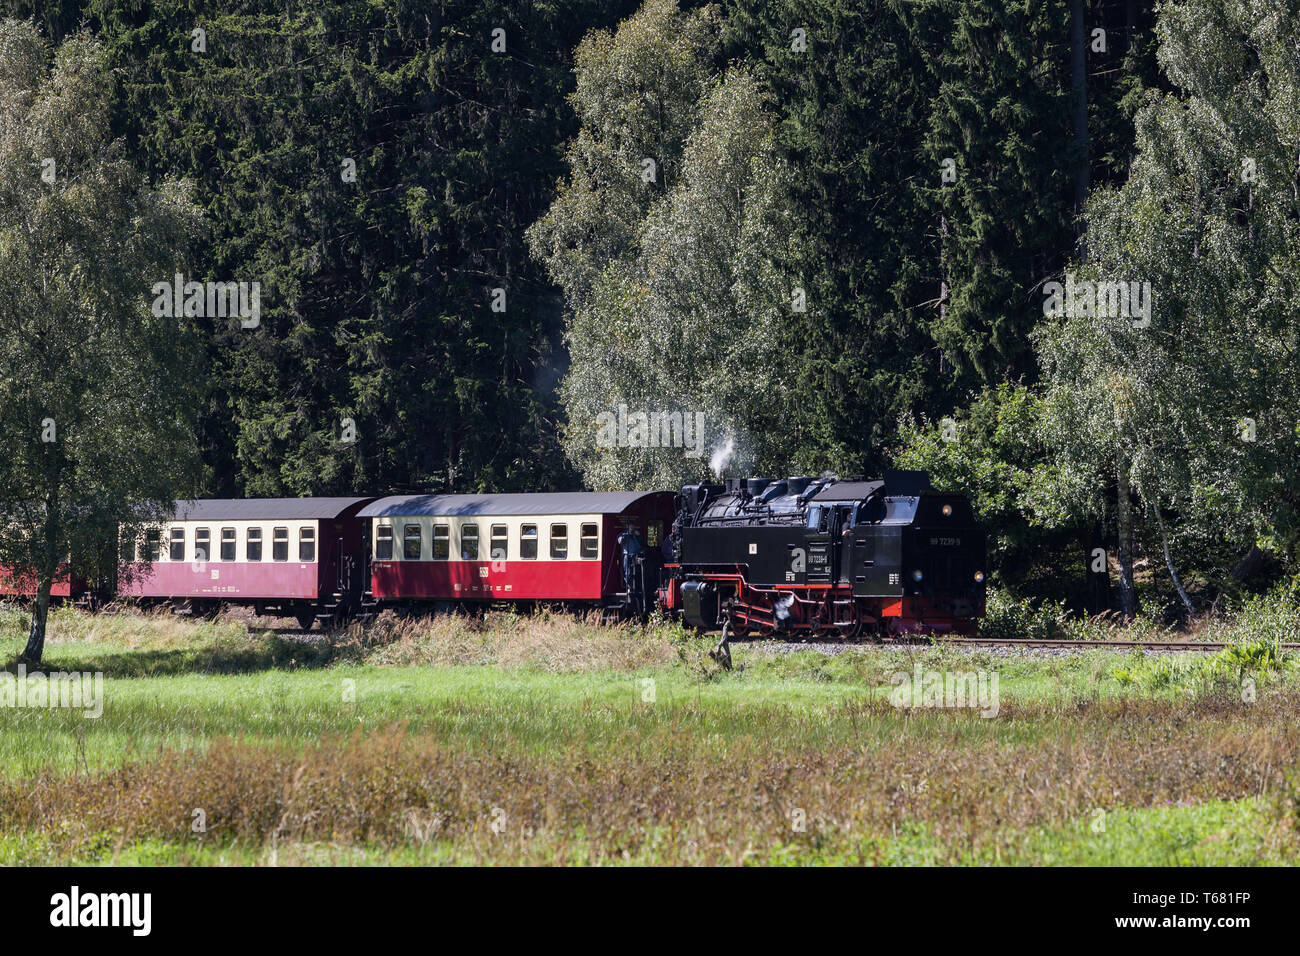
[657,471,986,638]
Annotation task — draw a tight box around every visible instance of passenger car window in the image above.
[580,523,598,560]
[432,525,449,560]
[404,524,422,560]
[220,528,236,562]
[461,524,479,560]
[195,528,210,563]
[490,524,508,563]
[550,523,568,560]
[246,528,263,562]
[272,527,288,562]
[520,524,538,560]
[145,529,161,562]
[375,526,393,560]
[169,528,185,562]
[299,527,315,562]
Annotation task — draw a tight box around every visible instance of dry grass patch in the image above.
[353,609,679,673]
[1,602,247,652]
[7,692,1299,865]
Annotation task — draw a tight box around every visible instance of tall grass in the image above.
[354,608,683,672]
[4,693,1298,865]
[2,601,1299,864]
[979,587,1300,646]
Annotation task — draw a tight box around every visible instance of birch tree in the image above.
[1036,0,1300,612]
[529,2,801,489]
[0,22,204,662]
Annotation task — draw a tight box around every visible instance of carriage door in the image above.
[360,521,372,596]
[834,506,857,585]
[335,525,349,596]
[321,522,340,596]
[803,506,834,585]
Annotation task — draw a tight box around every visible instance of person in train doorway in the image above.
[618,522,645,616]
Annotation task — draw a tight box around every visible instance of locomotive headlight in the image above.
[912,569,923,583]
[941,504,953,517]
[973,570,985,583]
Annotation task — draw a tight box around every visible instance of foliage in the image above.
[0,20,205,659]
[1035,0,1300,600]
[530,2,803,488]
[893,383,1091,595]
[527,0,723,304]
[920,0,1077,385]
[975,589,1076,641]
[10,0,645,497]
[1111,638,1291,694]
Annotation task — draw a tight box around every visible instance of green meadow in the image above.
[1,605,1297,865]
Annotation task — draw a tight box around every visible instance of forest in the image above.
[1,0,1298,623]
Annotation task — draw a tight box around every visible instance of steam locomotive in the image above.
[650,470,986,638]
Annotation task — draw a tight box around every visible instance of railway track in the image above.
[911,636,1300,652]
[742,634,1300,658]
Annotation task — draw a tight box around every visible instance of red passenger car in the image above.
[359,492,676,608]
[118,497,376,628]
[0,563,88,601]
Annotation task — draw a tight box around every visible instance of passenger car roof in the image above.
[171,498,375,520]
[359,492,665,518]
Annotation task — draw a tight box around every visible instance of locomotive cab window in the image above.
[195,528,210,563]
[403,524,422,560]
[375,526,393,561]
[272,527,288,562]
[490,524,509,563]
[299,527,315,562]
[461,524,479,560]
[246,527,263,562]
[432,525,449,560]
[220,528,236,562]
[806,507,831,534]
[550,523,568,560]
[169,528,185,562]
[580,523,598,559]
[857,498,886,524]
[520,524,538,560]
[838,506,854,531]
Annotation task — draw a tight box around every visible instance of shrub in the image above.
[976,589,1073,640]
[1113,637,1290,695]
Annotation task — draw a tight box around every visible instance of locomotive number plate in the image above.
[929,537,962,546]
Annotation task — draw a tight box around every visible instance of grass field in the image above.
[1,603,1298,865]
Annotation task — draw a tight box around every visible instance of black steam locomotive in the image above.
[653,470,986,638]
